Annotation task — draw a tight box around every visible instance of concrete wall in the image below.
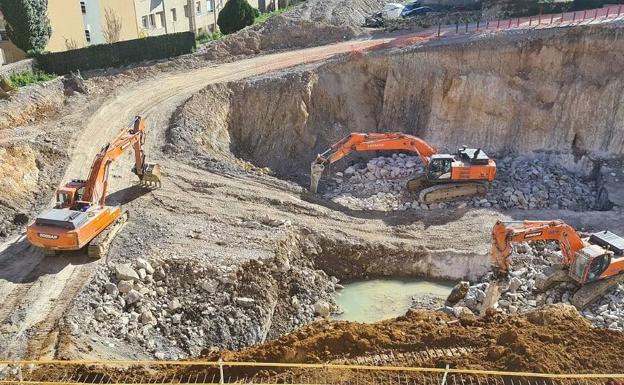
[0,58,36,77]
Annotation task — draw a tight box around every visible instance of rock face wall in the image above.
[174,25,624,177]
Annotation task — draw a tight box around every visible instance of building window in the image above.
[80,1,86,14]
[157,11,165,27]
[184,5,189,17]
[85,30,91,43]
[196,1,201,14]
[142,16,149,28]
[0,30,7,41]
[171,8,177,21]
[149,14,156,27]
[206,0,213,12]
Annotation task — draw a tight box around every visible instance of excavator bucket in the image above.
[140,163,162,188]
[310,163,325,193]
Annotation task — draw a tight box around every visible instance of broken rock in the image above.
[115,264,140,282]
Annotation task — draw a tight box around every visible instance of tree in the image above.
[102,8,122,43]
[217,0,256,35]
[0,0,51,52]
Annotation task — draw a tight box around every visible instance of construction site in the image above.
[2,0,624,382]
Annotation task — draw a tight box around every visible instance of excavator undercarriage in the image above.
[406,174,488,204]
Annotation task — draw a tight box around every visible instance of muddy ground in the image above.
[1,11,624,373]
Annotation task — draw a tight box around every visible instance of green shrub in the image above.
[8,71,56,87]
[217,0,256,34]
[196,31,224,44]
[254,6,289,25]
[35,32,196,75]
[0,0,51,52]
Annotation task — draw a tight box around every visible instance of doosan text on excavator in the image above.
[27,116,161,258]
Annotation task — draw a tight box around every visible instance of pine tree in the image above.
[0,0,52,53]
[217,0,256,35]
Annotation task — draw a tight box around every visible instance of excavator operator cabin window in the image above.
[56,192,71,208]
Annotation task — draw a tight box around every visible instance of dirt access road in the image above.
[0,38,392,360]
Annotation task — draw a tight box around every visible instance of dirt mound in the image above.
[202,0,384,60]
[209,305,624,373]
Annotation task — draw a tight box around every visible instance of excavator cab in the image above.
[54,181,86,209]
[570,246,612,284]
[427,156,453,181]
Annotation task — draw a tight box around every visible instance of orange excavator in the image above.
[310,133,496,204]
[491,220,624,309]
[27,116,161,258]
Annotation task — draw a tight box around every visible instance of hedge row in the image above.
[36,32,196,74]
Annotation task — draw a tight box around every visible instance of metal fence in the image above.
[1,361,623,385]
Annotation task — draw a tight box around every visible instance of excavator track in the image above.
[571,274,624,310]
[87,210,129,259]
[418,182,488,205]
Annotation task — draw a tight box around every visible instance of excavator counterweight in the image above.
[310,132,496,204]
[27,116,161,258]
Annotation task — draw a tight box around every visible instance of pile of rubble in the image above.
[67,252,338,359]
[450,242,624,332]
[322,154,597,211]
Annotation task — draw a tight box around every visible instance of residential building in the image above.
[134,0,260,37]
[47,0,140,51]
[0,11,27,65]
[1,1,141,64]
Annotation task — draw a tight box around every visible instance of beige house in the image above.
[134,0,260,36]
[47,0,140,51]
[1,0,141,63]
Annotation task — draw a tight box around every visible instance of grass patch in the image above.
[8,71,56,88]
[254,6,290,25]
[196,31,225,45]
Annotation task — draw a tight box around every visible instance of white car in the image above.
[382,3,405,19]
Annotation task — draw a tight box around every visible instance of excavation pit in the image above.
[332,278,454,323]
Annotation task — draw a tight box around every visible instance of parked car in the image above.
[401,6,436,18]
[382,3,405,19]
[401,1,422,15]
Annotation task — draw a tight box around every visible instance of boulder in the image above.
[140,310,157,325]
[135,258,155,274]
[115,263,140,281]
[125,289,144,305]
[313,300,331,317]
[117,280,134,294]
[446,281,470,306]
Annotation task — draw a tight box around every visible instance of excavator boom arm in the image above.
[310,133,438,193]
[82,117,147,207]
[491,220,586,273]
[316,132,437,166]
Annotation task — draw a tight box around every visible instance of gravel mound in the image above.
[321,153,598,211]
[67,235,339,359]
[202,0,384,60]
